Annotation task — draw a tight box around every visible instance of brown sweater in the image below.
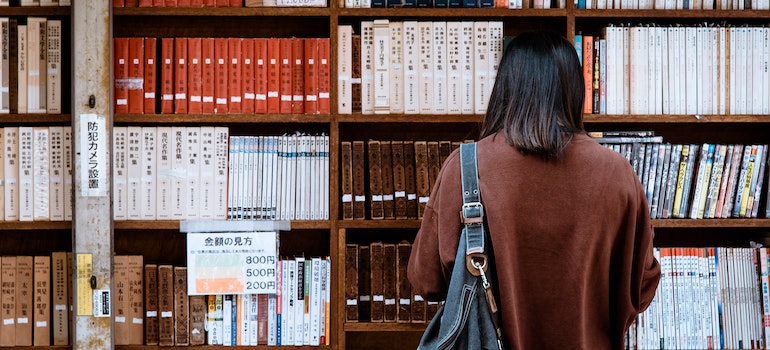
[408,132,661,349]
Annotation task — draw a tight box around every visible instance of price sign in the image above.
[186,231,278,295]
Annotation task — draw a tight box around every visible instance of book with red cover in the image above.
[241,38,255,114]
[255,38,268,114]
[128,37,145,114]
[201,38,215,114]
[178,0,190,6]
[153,0,163,5]
[114,37,129,114]
[278,38,293,114]
[230,0,242,6]
[291,38,305,114]
[214,38,228,114]
[266,38,280,114]
[144,37,157,114]
[190,0,203,6]
[317,38,330,114]
[174,38,188,114]
[139,0,153,6]
[187,37,203,114]
[227,38,242,114]
[165,0,178,6]
[216,0,228,6]
[160,38,174,114]
[125,0,139,6]
[303,38,318,114]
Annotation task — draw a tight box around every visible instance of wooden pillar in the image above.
[71,0,114,348]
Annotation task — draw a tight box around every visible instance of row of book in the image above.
[0,126,73,222]
[340,139,467,221]
[116,257,332,346]
[340,0,564,8]
[113,0,325,6]
[337,21,503,115]
[113,37,331,115]
[626,247,770,349]
[577,0,769,9]
[113,126,230,221]
[580,25,770,116]
[595,134,769,219]
[0,253,72,346]
[0,17,62,114]
[344,241,439,323]
[228,134,330,221]
[0,0,70,6]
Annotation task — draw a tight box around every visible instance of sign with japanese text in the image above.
[186,231,278,295]
[79,114,107,197]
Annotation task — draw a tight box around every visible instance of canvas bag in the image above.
[417,142,505,350]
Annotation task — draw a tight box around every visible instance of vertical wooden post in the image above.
[71,0,114,348]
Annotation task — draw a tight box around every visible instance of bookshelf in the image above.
[110,2,770,350]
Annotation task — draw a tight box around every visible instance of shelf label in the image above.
[79,114,107,197]
[186,231,278,295]
[76,253,93,316]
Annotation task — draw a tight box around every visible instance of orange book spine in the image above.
[114,0,125,7]
[114,37,129,114]
[165,0,177,6]
[160,38,175,114]
[174,38,188,114]
[190,0,203,6]
[278,38,293,114]
[229,0,242,6]
[304,38,319,115]
[125,0,139,6]
[128,37,145,114]
[203,0,215,5]
[214,38,229,114]
[216,0,228,6]
[228,38,242,114]
[582,35,593,114]
[144,37,157,114]
[291,38,305,114]
[201,38,215,114]
[139,0,153,6]
[255,38,268,114]
[153,0,163,6]
[266,38,280,114]
[178,0,191,6]
[241,38,255,114]
[317,38,330,115]
[187,37,203,114]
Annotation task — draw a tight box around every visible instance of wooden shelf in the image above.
[652,218,770,228]
[114,220,331,230]
[584,114,770,123]
[338,114,482,123]
[0,221,70,230]
[338,7,566,17]
[113,6,330,16]
[574,9,770,18]
[344,322,428,332]
[339,220,422,229]
[115,113,331,124]
[0,114,71,124]
[0,7,70,15]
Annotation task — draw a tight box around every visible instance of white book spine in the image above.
[402,21,419,114]
[389,22,404,114]
[0,18,9,114]
[154,126,172,220]
[432,21,447,115]
[140,127,156,220]
[309,257,322,346]
[487,21,503,107]
[268,293,277,346]
[185,127,200,219]
[248,294,258,346]
[285,259,296,345]
[473,21,489,114]
[32,126,48,221]
[125,126,142,220]
[26,19,42,113]
[171,126,187,220]
[62,126,71,220]
[46,19,61,114]
[0,129,4,219]
[48,126,62,221]
[198,126,216,219]
[360,21,375,115]
[373,19,390,115]
[337,25,353,114]
[222,295,232,346]
[18,126,32,221]
[446,22,462,115]
[214,127,229,220]
[294,257,305,346]
[417,21,434,115]
[113,126,128,221]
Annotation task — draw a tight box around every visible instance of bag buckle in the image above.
[460,202,484,225]
[466,253,487,277]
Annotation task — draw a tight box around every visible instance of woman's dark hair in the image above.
[479,31,585,159]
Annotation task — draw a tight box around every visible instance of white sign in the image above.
[186,231,278,295]
[79,114,107,197]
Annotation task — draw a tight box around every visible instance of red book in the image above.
[317,38,330,114]
[160,38,175,114]
[201,38,215,114]
[190,0,203,5]
[153,0,163,6]
[178,0,190,6]
[165,0,177,6]
[139,0,153,6]
[304,38,319,115]
[114,0,125,7]
[228,38,242,114]
[230,0,242,6]
[278,38,293,114]
[114,38,129,114]
[266,38,280,114]
[174,38,188,114]
[216,0,228,6]
[241,38,255,114]
[255,38,268,114]
[187,37,203,114]
[203,0,215,6]
[128,37,145,114]
[144,37,157,114]
[291,38,304,114]
[214,38,229,114]
[125,0,139,6]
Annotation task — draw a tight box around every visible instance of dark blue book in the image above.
[448,0,462,7]
[372,0,386,7]
[463,0,477,7]
[415,0,431,7]
[434,0,448,7]
[403,0,417,6]
[479,0,493,6]
[387,0,404,6]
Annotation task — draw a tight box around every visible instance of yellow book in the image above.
[672,145,689,218]
[739,145,757,217]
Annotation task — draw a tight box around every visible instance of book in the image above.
[144,264,159,345]
[228,38,243,114]
[45,19,61,114]
[160,38,174,114]
[352,140,366,220]
[31,127,49,221]
[266,38,280,113]
[127,256,144,345]
[144,37,157,113]
[304,38,319,114]
[360,21,374,114]
[189,295,206,345]
[18,127,33,221]
[369,242,384,322]
[357,245,371,321]
[187,37,203,114]
[0,256,16,346]
[368,140,384,219]
[414,141,430,218]
[201,37,215,113]
[403,141,418,219]
[396,241,412,322]
[174,266,189,345]
[345,244,359,321]
[51,252,67,345]
[373,19,390,114]
[290,38,304,114]
[15,256,32,346]
[417,21,433,114]
[317,38,331,114]
[48,126,63,221]
[279,38,293,114]
[214,38,228,114]
[383,243,397,322]
[17,25,26,114]
[241,38,255,114]
[341,141,353,220]
[114,256,129,345]
[157,265,174,346]
[32,256,50,346]
[380,141,395,219]
[185,127,201,219]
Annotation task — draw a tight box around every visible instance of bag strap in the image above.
[459,142,506,350]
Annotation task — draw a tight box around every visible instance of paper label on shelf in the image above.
[76,253,93,316]
[79,114,107,197]
[92,289,111,318]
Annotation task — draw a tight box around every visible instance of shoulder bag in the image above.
[417,142,505,350]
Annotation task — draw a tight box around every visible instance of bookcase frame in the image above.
[99,3,770,350]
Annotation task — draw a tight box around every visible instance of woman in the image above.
[408,31,660,349]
